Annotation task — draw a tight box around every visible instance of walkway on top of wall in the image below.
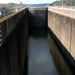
[48,6,75,19]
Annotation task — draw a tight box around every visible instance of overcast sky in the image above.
[0,0,58,4]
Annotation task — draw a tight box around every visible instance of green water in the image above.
[27,28,74,75]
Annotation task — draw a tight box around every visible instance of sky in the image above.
[0,0,58,4]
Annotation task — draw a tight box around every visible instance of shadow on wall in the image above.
[28,8,47,28]
[28,10,38,27]
[0,9,28,75]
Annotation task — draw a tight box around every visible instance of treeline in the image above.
[0,3,24,18]
[52,0,75,6]
[0,3,21,9]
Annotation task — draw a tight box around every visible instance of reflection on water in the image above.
[27,29,59,75]
[27,28,74,75]
[48,33,74,75]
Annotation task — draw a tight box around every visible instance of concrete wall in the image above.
[28,8,47,28]
[48,8,75,67]
[0,7,49,75]
[48,33,74,75]
[0,8,28,75]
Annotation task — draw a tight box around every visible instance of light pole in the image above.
[62,0,64,7]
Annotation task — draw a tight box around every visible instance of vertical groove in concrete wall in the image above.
[55,14,61,41]
[0,45,8,75]
[71,19,75,62]
[8,32,19,75]
[15,9,28,75]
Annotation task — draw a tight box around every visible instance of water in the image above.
[26,28,74,75]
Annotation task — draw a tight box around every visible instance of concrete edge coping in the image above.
[0,7,27,23]
[48,7,75,19]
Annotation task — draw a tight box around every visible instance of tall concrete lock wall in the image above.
[0,7,51,75]
[48,7,75,67]
[28,8,47,28]
[0,8,28,75]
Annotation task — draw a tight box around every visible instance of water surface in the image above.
[27,29,59,75]
[26,28,74,75]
